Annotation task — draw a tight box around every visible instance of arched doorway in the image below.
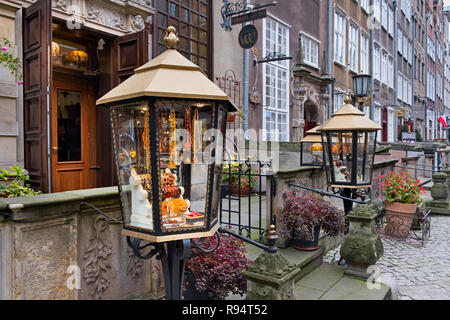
[304,100,319,136]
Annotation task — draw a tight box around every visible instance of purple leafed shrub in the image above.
[185,231,252,300]
[278,191,346,241]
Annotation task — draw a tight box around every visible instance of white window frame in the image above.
[334,9,346,66]
[262,17,290,142]
[388,56,394,88]
[381,0,388,29]
[348,23,359,72]
[388,5,394,36]
[360,33,369,74]
[381,50,388,84]
[301,32,319,68]
[374,44,380,81]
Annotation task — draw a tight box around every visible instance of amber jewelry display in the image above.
[169,109,178,168]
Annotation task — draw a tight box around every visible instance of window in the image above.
[334,90,345,113]
[156,0,210,74]
[388,6,394,35]
[348,24,358,72]
[334,10,346,65]
[388,109,394,142]
[263,17,289,142]
[360,33,369,74]
[398,30,403,55]
[301,34,319,68]
[388,56,394,88]
[381,0,388,29]
[374,0,381,23]
[398,75,403,101]
[361,0,369,12]
[374,45,380,80]
[381,51,388,84]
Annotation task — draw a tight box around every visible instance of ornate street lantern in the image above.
[352,73,371,98]
[300,126,323,167]
[96,26,236,243]
[318,93,381,190]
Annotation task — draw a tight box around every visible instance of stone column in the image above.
[426,172,450,215]
[339,204,384,279]
[442,167,450,188]
[242,226,301,300]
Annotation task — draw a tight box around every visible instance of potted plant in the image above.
[278,192,346,251]
[376,171,425,238]
[184,231,252,300]
[0,165,41,198]
[222,162,258,195]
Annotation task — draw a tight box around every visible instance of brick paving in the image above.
[324,215,450,300]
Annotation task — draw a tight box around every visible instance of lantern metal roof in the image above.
[300,125,323,143]
[318,93,382,132]
[96,26,236,112]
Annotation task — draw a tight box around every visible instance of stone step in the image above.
[245,243,324,283]
[295,263,393,300]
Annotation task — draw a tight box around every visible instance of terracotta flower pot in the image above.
[230,184,251,195]
[384,201,417,238]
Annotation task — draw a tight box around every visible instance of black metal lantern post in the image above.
[352,73,372,112]
[318,93,382,215]
[96,26,249,300]
[300,126,324,167]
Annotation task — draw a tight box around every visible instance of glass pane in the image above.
[200,2,207,15]
[169,2,178,16]
[199,57,207,73]
[199,30,207,43]
[191,41,198,54]
[158,13,167,28]
[57,90,81,162]
[111,102,153,231]
[199,16,207,29]
[191,27,198,39]
[180,22,189,36]
[157,101,215,231]
[199,44,207,57]
[329,132,354,184]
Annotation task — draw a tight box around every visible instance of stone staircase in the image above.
[227,242,392,300]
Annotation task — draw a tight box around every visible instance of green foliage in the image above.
[222,161,258,189]
[0,38,23,85]
[0,165,41,198]
[397,124,410,141]
[415,129,423,142]
[375,171,425,205]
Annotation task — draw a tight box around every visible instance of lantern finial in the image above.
[344,91,352,104]
[164,26,180,49]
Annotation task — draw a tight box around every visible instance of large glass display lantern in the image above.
[96,27,236,242]
[318,93,381,189]
[300,126,323,167]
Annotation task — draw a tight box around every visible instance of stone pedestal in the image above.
[426,172,450,215]
[242,251,301,300]
[340,204,384,279]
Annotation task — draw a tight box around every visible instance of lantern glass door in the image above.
[111,101,154,231]
[324,131,355,184]
[356,131,377,185]
[156,101,216,232]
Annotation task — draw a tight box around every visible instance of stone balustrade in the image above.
[0,187,164,300]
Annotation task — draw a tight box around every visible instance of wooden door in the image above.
[23,0,52,192]
[114,29,149,85]
[51,80,94,192]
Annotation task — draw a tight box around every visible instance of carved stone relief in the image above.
[83,216,112,300]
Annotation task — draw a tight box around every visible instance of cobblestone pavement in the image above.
[324,215,450,300]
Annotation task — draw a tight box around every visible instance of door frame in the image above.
[51,79,91,192]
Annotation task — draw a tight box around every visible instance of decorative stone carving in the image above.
[53,0,70,11]
[131,15,146,31]
[426,171,450,215]
[83,216,113,300]
[242,251,300,300]
[340,204,384,279]
[86,1,127,31]
[126,247,144,279]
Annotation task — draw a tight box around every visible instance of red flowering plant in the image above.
[278,192,346,241]
[375,171,425,205]
[184,231,252,300]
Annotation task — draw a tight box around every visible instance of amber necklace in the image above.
[193,109,201,162]
[169,109,178,168]
[142,109,150,170]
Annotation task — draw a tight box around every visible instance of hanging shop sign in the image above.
[402,132,417,143]
[239,24,258,49]
[231,8,267,25]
